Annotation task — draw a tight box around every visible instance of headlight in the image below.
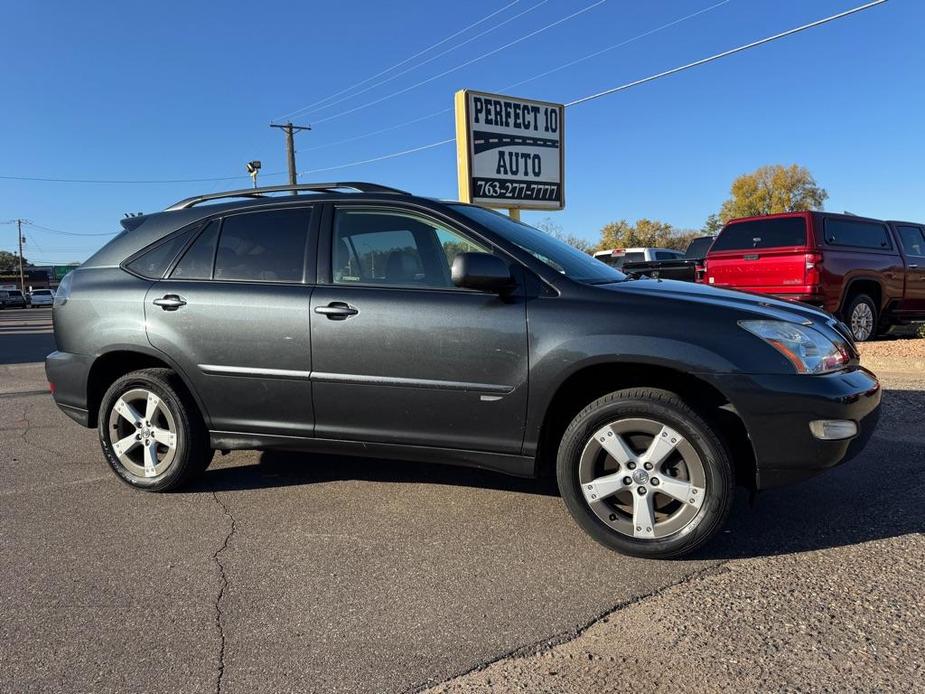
[739,320,849,374]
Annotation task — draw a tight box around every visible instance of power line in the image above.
[24,222,121,237]
[289,0,552,120]
[311,0,608,126]
[0,1,888,186]
[303,0,888,176]
[566,0,888,107]
[301,0,730,155]
[500,0,732,93]
[299,138,456,176]
[273,0,523,122]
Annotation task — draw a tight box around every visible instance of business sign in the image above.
[455,89,565,210]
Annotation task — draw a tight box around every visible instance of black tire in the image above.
[98,368,213,491]
[556,387,734,559]
[844,293,878,342]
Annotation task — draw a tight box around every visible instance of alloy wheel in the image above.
[107,388,178,478]
[850,303,874,341]
[578,418,706,539]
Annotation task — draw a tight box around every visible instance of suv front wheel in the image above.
[98,368,213,491]
[557,388,734,558]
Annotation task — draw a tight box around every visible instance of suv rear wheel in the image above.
[98,368,213,491]
[845,293,878,342]
[557,388,734,558]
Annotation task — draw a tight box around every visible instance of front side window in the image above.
[896,225,925,257]
[214,208,310,282]
[824,219,891,250]
[332,209,489,288]
[451,204,624,284]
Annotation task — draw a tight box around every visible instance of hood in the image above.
[595,277,854,348]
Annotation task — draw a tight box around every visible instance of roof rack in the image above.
[165,182,410,211]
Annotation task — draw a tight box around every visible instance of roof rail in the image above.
[165,182,410,211]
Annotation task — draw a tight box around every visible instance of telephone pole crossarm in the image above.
[270,122,311,191]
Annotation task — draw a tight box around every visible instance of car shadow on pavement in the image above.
[190,387,924,560]
[192,450,560,497]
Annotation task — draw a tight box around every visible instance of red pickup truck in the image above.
[704,211,925,341]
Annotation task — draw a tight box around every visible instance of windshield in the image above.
[452,205,625,284]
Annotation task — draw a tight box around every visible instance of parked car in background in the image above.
[46,182,881,559]
[27,288,56,307]
[704,212,925,341]
[593,247,684,270]
[0,289,27,309]
[622,236,716,282]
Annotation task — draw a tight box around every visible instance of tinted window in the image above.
[624,252,645,263]
[896,225,925,256]
[711,218,806,252]
[655,251,678,260]
[171,221,219,279]
[214,208,310,282]
[685,237,714,259]
[451,205,625,284]
[32,289,52,296]
[824,219,891,250]
[333,209,488,288]
[125,227,197,279]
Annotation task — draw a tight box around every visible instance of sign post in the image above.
[455,90,565,217]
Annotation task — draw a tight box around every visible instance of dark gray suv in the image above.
[47,183,881,558]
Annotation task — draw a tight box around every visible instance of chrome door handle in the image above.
[314,302,358,319]
[153,294,187,311]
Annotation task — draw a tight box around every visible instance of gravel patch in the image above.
[858,337,925,372]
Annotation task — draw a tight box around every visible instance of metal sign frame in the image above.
[455,89,565,213]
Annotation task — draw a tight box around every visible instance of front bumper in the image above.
[715,367,881,489]
[45,350,93,427]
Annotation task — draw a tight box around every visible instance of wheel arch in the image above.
[86,346,209,428]
[840,276,884,314]
[532,360,757,490]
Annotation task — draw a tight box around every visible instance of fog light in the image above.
[809,419,857,440]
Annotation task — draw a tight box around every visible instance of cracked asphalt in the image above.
[1,308,923,693]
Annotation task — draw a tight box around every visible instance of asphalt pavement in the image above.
[1,307,922,693]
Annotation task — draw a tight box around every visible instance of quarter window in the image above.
[332,209,489,288]
[213,208,310,282]
[824,219,891,250]
[125,226,199,279]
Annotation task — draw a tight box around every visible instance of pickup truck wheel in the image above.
[557,388,734,559]
[98,368,213,491]
[845,294,877,342]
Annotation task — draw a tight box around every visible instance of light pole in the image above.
[246,160,262,189]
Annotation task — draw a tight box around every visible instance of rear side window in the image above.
[711,218,807,252]
[896,225,925,256]
[685,237,714,258]
[214,208,310,282]
[824,219,891,250]
[171,221,220,279]
[124,227,198,279]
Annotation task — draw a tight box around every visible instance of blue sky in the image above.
[1,0,920,264]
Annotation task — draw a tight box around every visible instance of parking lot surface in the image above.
[1,307,923,693]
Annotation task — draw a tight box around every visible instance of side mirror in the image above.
[451,252,514,293]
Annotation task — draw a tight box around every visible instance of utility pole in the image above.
[17,219,25,292]
[270,122,311,193]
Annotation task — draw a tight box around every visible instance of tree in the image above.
[718,164,827,222]
[535,217,593,254]
[594,219,694,252]
[701,213,724,235]
[0,250,28,272]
